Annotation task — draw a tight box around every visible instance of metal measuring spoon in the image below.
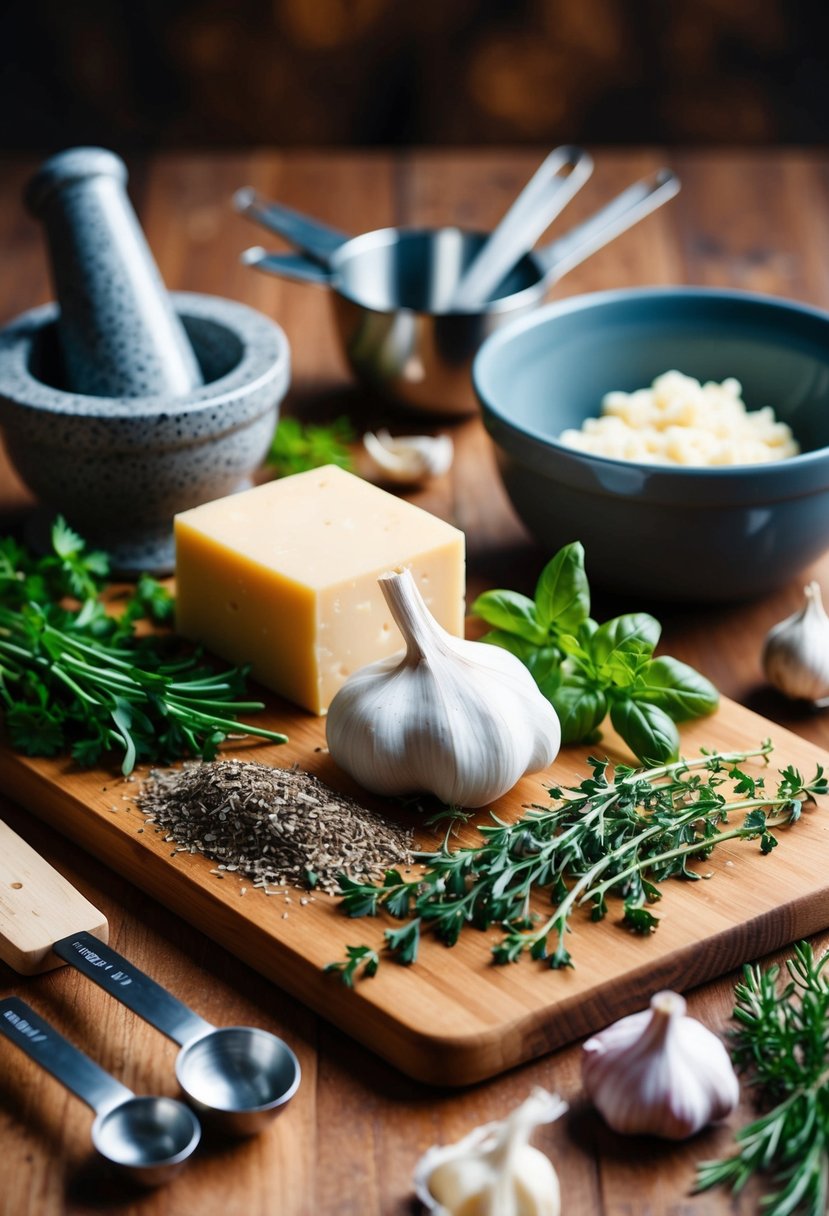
[447,145,592,311]
[53,932,301,1137]
[0,996,200,1186]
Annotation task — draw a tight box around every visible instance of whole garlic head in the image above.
[326,568,561,807]
[414,1088,567,1216]
[762,581,829,704]
[363,429,454,485]
[582,990,739,1140]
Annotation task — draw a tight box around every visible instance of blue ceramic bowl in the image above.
[473,287,829,601]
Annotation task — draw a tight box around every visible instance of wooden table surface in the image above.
[1,147,828,1215]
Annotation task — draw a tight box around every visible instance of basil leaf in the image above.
[481,631,561,684]
[600,639,654,688]
[534,542,590,632]
[610,698,679,765]
[472,590,547,644]
[632,656,720,722]
[550,678,607,744]
[590,613,661,670]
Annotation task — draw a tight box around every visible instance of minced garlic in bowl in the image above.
[559,371,799,466]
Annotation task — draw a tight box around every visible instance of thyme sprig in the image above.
[696,942,829,1216]
[328,743,827,979]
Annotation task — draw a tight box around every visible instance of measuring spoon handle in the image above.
[241,246,334,286]
[450,145,593,309]
[233,188,348,266]
[536,168,680,284]
[54,932,213,1048]
[0,996,132,1115]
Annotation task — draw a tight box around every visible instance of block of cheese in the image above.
[174,465,465,714]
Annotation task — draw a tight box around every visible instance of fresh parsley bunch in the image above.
[0,518,286,775]
[267,415,354,477]
[472,541,718,765]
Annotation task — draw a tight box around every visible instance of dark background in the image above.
[2,0,828,151]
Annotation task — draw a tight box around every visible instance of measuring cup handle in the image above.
[0,996,132,1115]
[53,932,213,1048]
[535,168,680,284]
[234,188,348,266]
[241,247,334,286]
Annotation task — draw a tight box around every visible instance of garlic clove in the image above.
[363,429,454,485]
[582,990,739,1140]
[326,569,560,807]
[762,581,829,704]
[413,1088,567,1216]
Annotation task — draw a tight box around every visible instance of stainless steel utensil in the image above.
[448,146,593,310]
[237,168,679,416]
[54,931,301,1137]
[0,996,200,1186]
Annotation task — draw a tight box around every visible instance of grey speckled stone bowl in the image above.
[0,291,290,574]
[473,287,829,601]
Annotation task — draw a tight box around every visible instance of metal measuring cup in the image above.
[237,167,679,416]
[0,996,200,1186]
[53,932,301,1137]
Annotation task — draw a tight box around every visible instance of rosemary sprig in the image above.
[328,743,827,980]
[696,941,829,1216]
[0,519,287,774]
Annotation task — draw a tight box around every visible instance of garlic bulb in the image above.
[326,569,560,807]
[582,990,739,1139]
[413,1088,567,1216]
[762,581,829,704]
[362,429,454,485]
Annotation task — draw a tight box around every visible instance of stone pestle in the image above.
[25,146,203,399]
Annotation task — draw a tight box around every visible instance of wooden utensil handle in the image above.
[0,820,108,975]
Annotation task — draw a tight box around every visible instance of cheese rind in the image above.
[174,465,465,714]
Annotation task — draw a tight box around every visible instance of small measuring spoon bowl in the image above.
[0,996,200,1185]
[54,932,301,1137]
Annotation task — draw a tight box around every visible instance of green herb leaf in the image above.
[482,631,561,686]
[609,698,680,765]
[550,677,607,744]
[384,919,421,965]
[622,904,660,934]
[324,945,380,987]
[632,656,719,721]
[589,613,661,672]
[267,416,354,478]
[471,590,547,644]
[533,541,590,632]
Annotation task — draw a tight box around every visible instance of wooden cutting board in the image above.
[0,693,827,1086]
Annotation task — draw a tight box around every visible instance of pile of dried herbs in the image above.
[139,758,413,895]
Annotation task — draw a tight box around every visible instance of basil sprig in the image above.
[472,542,718,764]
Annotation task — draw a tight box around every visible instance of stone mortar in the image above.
[0,291,290,574]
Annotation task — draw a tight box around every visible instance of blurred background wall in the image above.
[1,0,827,151]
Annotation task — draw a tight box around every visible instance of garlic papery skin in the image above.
[581,990,739,1140]
[413,1088,567,1216]
[762,581,829,704]
[325,569,561,807]
[363,429,454,485]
